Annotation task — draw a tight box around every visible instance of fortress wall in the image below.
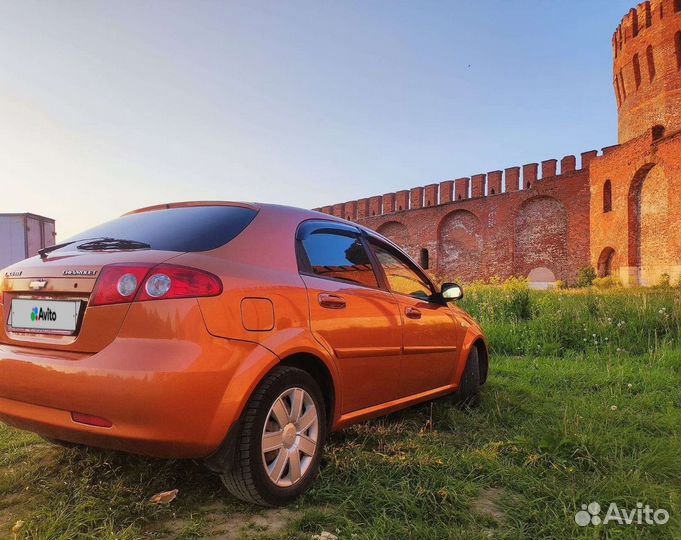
[315,151,596,283]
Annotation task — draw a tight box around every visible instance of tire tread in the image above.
[452,347,481,408]
[220,366,316,506]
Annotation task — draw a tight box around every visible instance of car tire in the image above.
[451,346,481,409]
[219,366,327,506]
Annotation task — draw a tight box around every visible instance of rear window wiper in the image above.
[37,237,151,259]
[38,240,78,259]
[77,238,152,251]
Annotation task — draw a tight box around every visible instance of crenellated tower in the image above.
[613,0,681,143]
[588,0,681,286]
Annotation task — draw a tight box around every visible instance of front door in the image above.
[367,238,459,398]
[297,221,402,413]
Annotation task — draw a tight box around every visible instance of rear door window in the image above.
[66,205,257,253]
[297,222,379,289]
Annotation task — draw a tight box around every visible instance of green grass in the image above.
[1,287,680,539]
[460,282,680,357]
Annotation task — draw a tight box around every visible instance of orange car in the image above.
[0,202,488,506]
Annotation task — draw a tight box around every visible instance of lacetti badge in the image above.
[30,307,57,322]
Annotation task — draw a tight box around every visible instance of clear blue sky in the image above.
[1,0,634,239]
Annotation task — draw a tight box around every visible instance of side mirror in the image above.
[441,282,463,301]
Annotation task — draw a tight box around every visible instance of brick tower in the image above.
[590,0,681,286]
[614,1,681,143]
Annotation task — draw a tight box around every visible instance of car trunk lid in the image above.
[1,249,181,353]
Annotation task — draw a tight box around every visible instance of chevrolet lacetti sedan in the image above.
[0,202,488,506]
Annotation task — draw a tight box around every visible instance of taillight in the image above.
[90,264,155,306]
[136,264,222,301]
[90,263,222,306]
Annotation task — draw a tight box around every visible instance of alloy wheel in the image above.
[261,387,319,487]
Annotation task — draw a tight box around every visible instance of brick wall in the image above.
[590,129,681,285]
[316,153,594,284]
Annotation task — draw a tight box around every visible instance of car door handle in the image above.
[405,306,421,319]
[318,293,346,309]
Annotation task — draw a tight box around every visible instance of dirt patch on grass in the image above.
[158,501,302,539]
[0,493,36,538]
[471,487,509,524]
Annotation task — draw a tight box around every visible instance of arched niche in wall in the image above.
[527,266,557,290]
[628,163,674,285]
[376,221,408,248]
[437,209,482,283]
[597,247,617,278]
[514,196,568,281]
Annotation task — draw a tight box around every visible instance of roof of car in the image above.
[126,200,410,268]
[126,201,349,224]
[125,201,259,215]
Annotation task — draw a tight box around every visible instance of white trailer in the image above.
[0,213,56,269]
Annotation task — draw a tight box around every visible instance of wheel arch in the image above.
[453,324,489,387]
[278,352,335,427]
[204,345,337,474]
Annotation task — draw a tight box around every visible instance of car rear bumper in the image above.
[0,334,274,458]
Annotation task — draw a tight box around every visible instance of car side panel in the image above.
[192,258,311,345]
[300,275,403,414]
[212,327,345,427]
[394,294,460,398]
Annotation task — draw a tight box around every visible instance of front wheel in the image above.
[218,366,327,506]
[451,346,481,408]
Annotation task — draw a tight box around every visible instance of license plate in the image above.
[8,299,81,333]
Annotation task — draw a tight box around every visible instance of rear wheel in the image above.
[218,366,327,506]
[451,346,481,408]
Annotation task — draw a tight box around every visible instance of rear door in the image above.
[367,237,459,398]
[297,221,402,413]
[26,216,42,257]
[42,220,56,250]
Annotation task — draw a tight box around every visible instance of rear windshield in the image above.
[67,205,257,252]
